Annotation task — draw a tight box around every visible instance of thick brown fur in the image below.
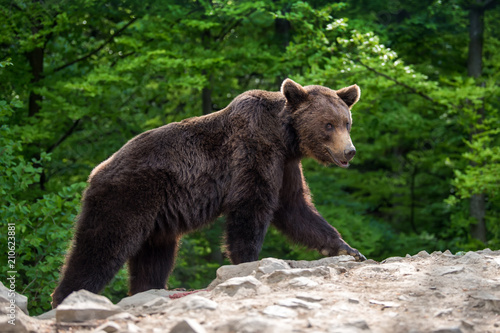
[52,79,364,308]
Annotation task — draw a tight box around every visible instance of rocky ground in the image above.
[1,249,500,333]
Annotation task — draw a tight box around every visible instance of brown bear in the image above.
[52,79,365,308]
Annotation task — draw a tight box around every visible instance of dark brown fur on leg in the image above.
[128,228,179,295]
[52,177,162,308]
[272,160,366,261]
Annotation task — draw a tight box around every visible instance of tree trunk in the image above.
[27,47,44,117]
[467,3,487,243]
[274,16,291,85]
[201,29,213,115]
[202,72,213,115]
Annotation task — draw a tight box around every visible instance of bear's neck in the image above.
[279,107,303,161]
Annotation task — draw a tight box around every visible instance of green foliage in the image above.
[1,0,499,315]
[0,98,86,314]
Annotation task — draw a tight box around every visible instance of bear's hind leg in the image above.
[52,224,147,308]
[128,230,179,295]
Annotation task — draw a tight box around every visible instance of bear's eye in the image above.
[326,123,334,131]
[346,122,350,131]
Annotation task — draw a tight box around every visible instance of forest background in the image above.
[1,0,499,315]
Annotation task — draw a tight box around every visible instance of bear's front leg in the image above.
[272,161,366,262]
[225,209,271,264]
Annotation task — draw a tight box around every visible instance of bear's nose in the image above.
[344,148,356,160]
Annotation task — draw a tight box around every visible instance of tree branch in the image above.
[51,16,138,73]
[350,56,436,103]
[46,119,81,154]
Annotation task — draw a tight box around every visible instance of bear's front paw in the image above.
[337,243,367,262]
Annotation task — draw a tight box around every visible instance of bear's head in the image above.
[281,78,360,168]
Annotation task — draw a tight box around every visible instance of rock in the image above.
[0,315,29,333]
[0,301,40,333]
[128,296,171,315]
[443,250,453,256]
[262,305,297,318]
[277,298,321,309]
[216,316,290,333]
[6,252,500,333]
[286,256,354,269]
[116,289,172,310]
[125,323,141,333]
[356,262,416,277]
[208,262,260,289]
[93,321,121,332]
[107,312,139,321]
[432,327,462,333]
[36,308,56,320]
[214,276,264,297]
[369,299,400,308]
[349,320,370,330]
[432,266,465,276]
[329,320,370,333]
[460,320,474,330]
[0,282,29,315]
[492,257,500,267]
[265,267,331,283]
[56,290,123,322]
[434,308,453,317]
[256,258,290,277]
[469,292,500,311]
[415,250,430,258]
[169,295,218,314]
[170,319,206,333]
[287,277,319,288]
[381,256,405,263]
[295,293,323,302]
[457,251,483,264]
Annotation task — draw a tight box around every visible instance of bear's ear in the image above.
[336,84,361,108]
[281,78,308,106]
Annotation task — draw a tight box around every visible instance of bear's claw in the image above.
[338,244,367,262]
